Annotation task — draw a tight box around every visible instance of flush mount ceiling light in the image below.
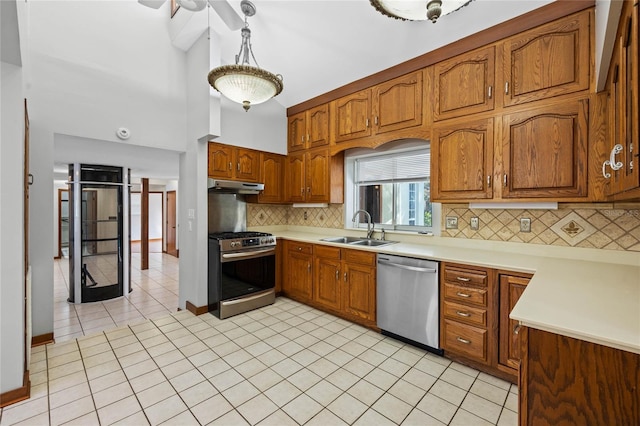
[207,0,283,111]
[370,0,475,23]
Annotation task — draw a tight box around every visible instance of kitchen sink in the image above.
[320,236,397,247]
[350,239,396,247]
[321,236,363,244]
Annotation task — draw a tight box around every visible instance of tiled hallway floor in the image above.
[52,253,180,341]
[1,296,518,425]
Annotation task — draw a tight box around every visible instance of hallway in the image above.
[53,253,179,342]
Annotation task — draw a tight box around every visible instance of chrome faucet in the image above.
[352,210,374,239]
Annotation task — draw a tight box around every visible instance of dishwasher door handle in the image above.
[378,259,437,273]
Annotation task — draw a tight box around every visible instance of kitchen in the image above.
[2,0,639,425]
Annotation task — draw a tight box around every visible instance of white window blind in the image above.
[355,150,429,184]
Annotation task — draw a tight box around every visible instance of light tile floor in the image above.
[52,253,180,341]
[1,254,518,425]
[2,304,518,424]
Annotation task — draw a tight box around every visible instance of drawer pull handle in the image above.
[456,311,471,317]
[297,247,302,251]
[456,277,471,282]
[456,292,471,298]
[335,269,339,280]
[457,337,471,345]
[514,324,521,335]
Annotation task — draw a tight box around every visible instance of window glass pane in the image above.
[358,184,393,225]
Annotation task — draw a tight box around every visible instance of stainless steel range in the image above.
[207,181,276,319]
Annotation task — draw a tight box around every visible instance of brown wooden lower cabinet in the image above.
[497,274,531,376]
[283,241,377,328]
[519,327,640,426]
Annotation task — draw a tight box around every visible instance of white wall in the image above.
[131,193,163,241]
[1,61,26,394]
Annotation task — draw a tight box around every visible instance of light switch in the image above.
[188,209,195,219]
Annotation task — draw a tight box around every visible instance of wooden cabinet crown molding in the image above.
[287,1,595,117]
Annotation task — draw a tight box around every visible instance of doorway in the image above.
[58,189,69,258]
[131,192,163,253]
[166,190,178,257]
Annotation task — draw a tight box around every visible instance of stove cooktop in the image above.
[208,231,271,240]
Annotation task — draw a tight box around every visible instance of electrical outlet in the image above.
[470,217,479,230]
[304,211,308,220]
[445,216,458,229]
[520,217,531,233]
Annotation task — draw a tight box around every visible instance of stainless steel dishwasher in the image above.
[377,254,442,354]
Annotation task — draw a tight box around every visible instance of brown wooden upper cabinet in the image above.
[502,11,590,107]
[287,103,330,153]
[331,71,423,144]
[502,99,588,199]
[605,1,639,199]
[431,118,494,201]
[434,46,496,121]
[208,142,260,182]
[285,149,344,204]
[255,152,285,203]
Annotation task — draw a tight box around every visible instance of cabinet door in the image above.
[503,11,590,106]
[306,150,330,203]
[618,6,639,193]
[332,89,372,143]
[373,71,423,134]
[259,153,284,203]
[314,257,342,312]
[288,112,306,152]
[307,104,330,149]
[236,148,260,182]
[431,118,494,201]
[285,251,313,301]
[343,262,376,323]
[285,153,306,202]
[502,99,588,199]
[208,143,234,179]
[499,275,530,370]
[434,47,495,121]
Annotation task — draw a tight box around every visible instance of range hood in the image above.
[207,178,264,194]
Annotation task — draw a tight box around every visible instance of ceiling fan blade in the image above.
[138,0,168,9]
[177,0,207,12]
[208,0,244,31]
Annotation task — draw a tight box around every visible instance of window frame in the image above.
[345,143,440,235]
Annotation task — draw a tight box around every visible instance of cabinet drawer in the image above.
[443,319,487,362]
[443,266,487,287]
[344,249,376,267]
[314,245,341,260]
[443,283,488,307]
[287,242,313,255]
[443,300,487,327]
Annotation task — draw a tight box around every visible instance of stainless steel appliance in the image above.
[207,181,276,319]
[377,254,442,354]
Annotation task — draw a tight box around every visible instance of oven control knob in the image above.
[230,241,238,248]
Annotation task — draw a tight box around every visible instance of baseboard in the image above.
[185,301,208,316]
[0,371,30,408]
[31,333,54,347]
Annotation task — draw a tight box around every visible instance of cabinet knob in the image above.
[344,272,347,282]
[374,116,379,125]
[505,81,509,95]
[503,173,508,187]
[365,118,370,127]
[488,85,493,99]
[335,269,339,280]
[228,162,232,170]
[297,247,302,251]
[487,175,491,188]
[237,162,240,172]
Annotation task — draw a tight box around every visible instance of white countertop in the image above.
[262,226,640,354]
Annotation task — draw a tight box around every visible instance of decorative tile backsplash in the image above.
[248,203,640,252]
[247,204,344,229]
[442,204,640,252]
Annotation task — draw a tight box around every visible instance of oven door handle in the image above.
[221,247,276,262]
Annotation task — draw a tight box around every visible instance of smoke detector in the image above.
[116,127,131,140]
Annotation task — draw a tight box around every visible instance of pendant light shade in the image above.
[207,0,283,111]
[209,65,283,112]
[370,0,474,23]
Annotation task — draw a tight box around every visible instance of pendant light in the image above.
[370,0,475,23]
[207,0,283,111]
